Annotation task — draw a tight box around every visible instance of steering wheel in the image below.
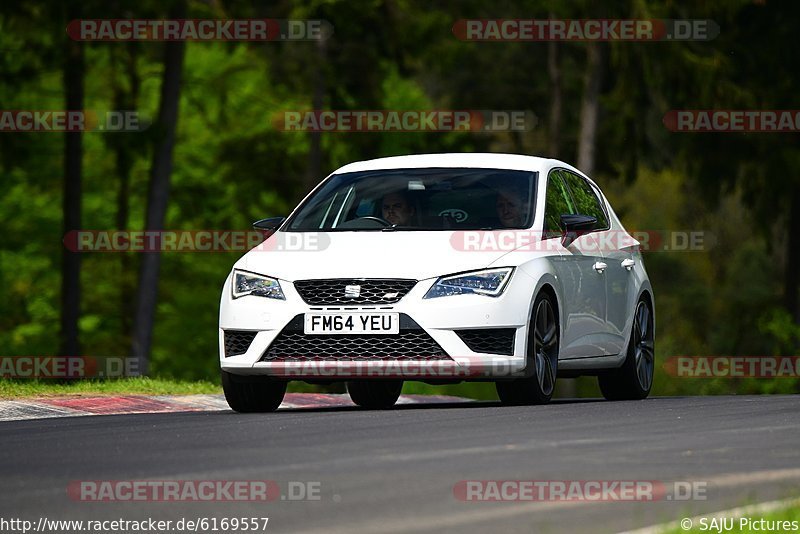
[335,216,394,229]
[357,216,393,227]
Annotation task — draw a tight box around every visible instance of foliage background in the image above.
[1,0,799,398]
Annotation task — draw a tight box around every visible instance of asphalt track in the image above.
[1,395,798,534]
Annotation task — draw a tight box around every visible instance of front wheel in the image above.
[346,380,403,409]
[496,292,559,405]
[221,371,287,413]
[598,298,655,400]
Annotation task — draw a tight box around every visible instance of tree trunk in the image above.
[547,38,562,158]
[59,4,84,356]
[104,42,141,346]
[130,25,186,376]
[576,42,605,177]
[112,43,140,342]
[306,38,327,192]
[785,183,800,323]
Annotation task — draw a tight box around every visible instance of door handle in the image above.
[593,261,607,273]
[621,258,636,271]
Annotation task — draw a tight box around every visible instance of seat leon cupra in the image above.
[219,153,655,411]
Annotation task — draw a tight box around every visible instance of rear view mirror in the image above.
[560,214,597,248]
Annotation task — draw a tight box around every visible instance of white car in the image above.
[219,153,654,411]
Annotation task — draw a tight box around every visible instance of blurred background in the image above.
[2,0,799,398]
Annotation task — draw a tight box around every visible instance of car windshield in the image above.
[286,168,537,231]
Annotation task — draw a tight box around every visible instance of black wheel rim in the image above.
[533,299,558,396]
[633,301,654,391]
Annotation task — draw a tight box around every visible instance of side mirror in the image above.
[560,214,597,248]
[252,217,286,232]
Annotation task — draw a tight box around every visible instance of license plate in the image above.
[303,313,399,335]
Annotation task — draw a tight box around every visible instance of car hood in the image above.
[236,231,516,281]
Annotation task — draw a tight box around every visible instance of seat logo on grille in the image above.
[344,285,361,298]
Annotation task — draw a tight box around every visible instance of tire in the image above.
[346,380,403,409]
[496,291,559,406]
[598,298,655,401]
[221,370,287,413]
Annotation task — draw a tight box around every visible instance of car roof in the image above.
[334,153,582,175]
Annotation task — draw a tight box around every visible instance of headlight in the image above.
[232,270,285,300]
[424,268,514,299]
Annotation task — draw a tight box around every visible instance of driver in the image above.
[381,191,416,226]
[495,187,529,228]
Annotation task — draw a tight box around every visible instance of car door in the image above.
[583,183,638,356]
[560,170,626,355]
[543,170,607,359]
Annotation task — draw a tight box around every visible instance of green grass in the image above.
[0,377,525,401]
[0,377,222,398]
[659,503,800,533]
[0,370,745,402]
[0,377,602,401]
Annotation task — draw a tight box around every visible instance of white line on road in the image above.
[291,468,800,534]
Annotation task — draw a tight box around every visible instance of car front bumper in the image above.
[218,272,537,380]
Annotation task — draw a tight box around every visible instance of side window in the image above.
[544,171,575,237]
[561,171,609,230]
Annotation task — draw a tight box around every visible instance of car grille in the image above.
[293,279,417,305]
[455,328,516,356]
[224,330,258,357]
[261,314,450,362]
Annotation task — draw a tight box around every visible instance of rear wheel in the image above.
[346,380,403,409]
[221,371,287,413]
[496,292,558,405]
[598,298,654,400]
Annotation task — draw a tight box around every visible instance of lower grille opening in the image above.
[261,314,451,362]
[455,328,516,356]
[224,330,257,357]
